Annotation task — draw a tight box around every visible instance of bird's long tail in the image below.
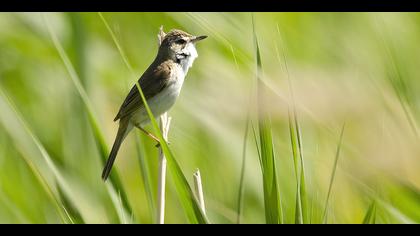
[102,120,130,181]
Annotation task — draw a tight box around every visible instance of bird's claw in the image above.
[155,141,170,148]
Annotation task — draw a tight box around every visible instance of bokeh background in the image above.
[0,12,419,224]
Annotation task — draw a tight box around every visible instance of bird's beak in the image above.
[191,35,208,43]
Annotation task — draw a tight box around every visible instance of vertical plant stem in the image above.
[322,123,346,223]
[135,135,155,220]
[252,14,282,224]
[230,43,249,225]
[156,151,167,224]
[156,113,171,224]
[362,200,377,224]
[237,115,249,224]
[276,23,306,224]
[193,169,206,215]
[98,12,136,78]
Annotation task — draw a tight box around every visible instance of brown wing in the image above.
[114,61,173,121]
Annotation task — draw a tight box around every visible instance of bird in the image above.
[102,27,207,181]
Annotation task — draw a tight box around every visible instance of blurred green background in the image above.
[0,12,420,224]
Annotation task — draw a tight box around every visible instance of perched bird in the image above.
[102,28,207,181]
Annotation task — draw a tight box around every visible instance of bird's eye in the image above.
[175,38,186,44]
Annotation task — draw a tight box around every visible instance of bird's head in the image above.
[158,28,207,66]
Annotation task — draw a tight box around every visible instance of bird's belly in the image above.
[130,76,184,127]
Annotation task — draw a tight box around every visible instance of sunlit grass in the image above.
[0,12,420,224]
[43,13,131,223]
[322,123,345,223]
[252,15,282,224]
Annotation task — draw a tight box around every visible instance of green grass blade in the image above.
[57,185,84,224]
[135,134,156,220]
[252,14,282,224]
[236,114,249,224]
[299,168,307,224]
[288,110,303,224]
[380,200,416,224]
[322,123,346,223]
[276,24,305,224]
[294,109,307,224]
[385,181,420,223]
[374,16,419,138]
[46,14,109,162]
[0,88,86,223]
[43,13,131,223]
[98,12,136,78]
[67,13,87,86]
[363,201,377,224]
[0,192,32,223]
[288,111,299,182]
[251,121,263,169]
[286,90,307,224]
[294,192,303,224]
[231,44,249,224]
[0,90,70,223]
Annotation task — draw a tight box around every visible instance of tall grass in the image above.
[0,88,70,223]
[43,14,132,223]
[288,110,307,224]
[275,22,308,224]
[236,114,249,224]
[0,87,115,223]
[374,15,419,138]
[362,201,377,224]
[252,15,282,224]
[232,42,249,224]
[1,12,420,224]
[322,123,346,223]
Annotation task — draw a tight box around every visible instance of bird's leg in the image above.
[135,125,161,147]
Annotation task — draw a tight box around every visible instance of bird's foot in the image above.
[155,141,170,148]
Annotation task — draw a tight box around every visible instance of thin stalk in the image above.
[97,12,136,78]
[322,123,346,223]
[237,115,249,224]
[156,113,171,224]
[135,134,155,220]
[276,23,308,224]
[253,14,282,224]
[230,43,249,224]
[193,169,206,215]
[362,200,377,224]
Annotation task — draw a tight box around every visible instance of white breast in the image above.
[131,66,186,127]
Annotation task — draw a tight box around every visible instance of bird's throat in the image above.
[178,43,198,74]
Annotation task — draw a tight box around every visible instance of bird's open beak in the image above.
[191,35,208,43]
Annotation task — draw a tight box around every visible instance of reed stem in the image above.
[156,113,171,224]
[193,169,206,214]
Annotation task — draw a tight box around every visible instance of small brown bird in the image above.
[102,28,207,181]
